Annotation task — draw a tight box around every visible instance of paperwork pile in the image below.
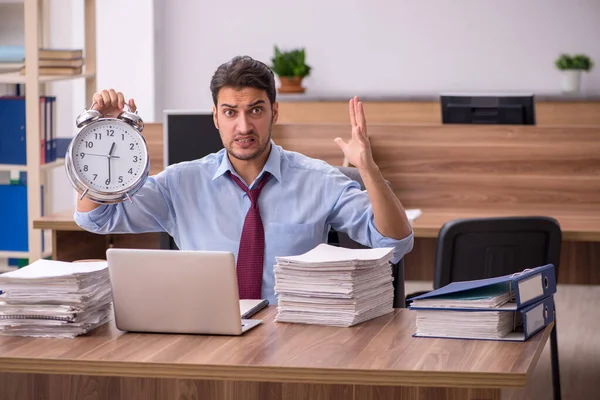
[0,259,112,338]
[274,244,395,327]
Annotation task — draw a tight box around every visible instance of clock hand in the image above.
[84,152,120,158]
[108,142,116,157]
[107,156,111,185]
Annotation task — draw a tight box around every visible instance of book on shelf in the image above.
[38,58,84,68]
[408,264,556,341]
[0,95,57,165]
[20,66,83,76]
[38,48,83,60]
[17,48,84,75]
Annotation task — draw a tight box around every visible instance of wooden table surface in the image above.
[0,307,552,389]
[34,207,600,242]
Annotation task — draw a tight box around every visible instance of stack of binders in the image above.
[408,264,557,341]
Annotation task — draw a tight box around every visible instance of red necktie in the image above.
[227,171,271,299]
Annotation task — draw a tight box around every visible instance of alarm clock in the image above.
[65,102,150,204]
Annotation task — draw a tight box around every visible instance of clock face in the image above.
[71,119,148,193]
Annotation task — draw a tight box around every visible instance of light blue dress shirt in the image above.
[74,141,414,305]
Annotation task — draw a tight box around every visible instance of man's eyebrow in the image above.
[219,100,266,109]
[247,100,266,107]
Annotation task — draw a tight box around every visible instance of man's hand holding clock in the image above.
[65,89,150,206]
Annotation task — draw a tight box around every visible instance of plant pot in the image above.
[561,70,581,93]
[278,76,305,94]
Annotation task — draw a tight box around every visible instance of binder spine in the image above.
[522,295,554,340]
[514,264,557,307]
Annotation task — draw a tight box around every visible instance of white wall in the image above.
[44,0,155,212]
[156,0,600,112]
[46,0,85,214]
[96,0,155,121]
[2,0,599,215]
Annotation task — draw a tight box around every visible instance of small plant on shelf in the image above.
[271,46,311,94]
[554,54,594,93]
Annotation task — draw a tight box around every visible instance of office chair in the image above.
[329,166,406,308]
[408,216,562,400]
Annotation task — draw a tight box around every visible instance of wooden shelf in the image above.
[0,250,29,258]
[0,159,64,173]
[0,249,50,258]
[0,0,98,263]
[40,158,65,172]
[0,63,23,71]
[0,164,27,172]
[0,70,95,84]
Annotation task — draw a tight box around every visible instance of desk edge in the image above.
[0,358,528,388]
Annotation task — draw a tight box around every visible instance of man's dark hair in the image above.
[210,56,276,106]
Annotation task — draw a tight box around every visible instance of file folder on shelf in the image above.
[412,295,554,342]
[408,264,556,310]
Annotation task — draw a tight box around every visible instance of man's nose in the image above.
[237,114,251,134]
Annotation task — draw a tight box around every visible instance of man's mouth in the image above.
[235,137,255,143]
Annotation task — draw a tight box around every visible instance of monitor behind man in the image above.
[161,110,224,250]
[441,93,535,125]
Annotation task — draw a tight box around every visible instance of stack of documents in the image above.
[274,244,395,327]
[0,259,112,338]
[408,264,557,341]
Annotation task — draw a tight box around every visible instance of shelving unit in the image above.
[0,0,97,262]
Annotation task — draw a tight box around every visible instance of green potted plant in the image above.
[271,46,311,93]
[555,54,594,93]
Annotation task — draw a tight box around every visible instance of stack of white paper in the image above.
[0,259,112,338]
[274,244,396,327]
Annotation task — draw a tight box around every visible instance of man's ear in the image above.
[272,101,279,124]
[212,105,218,129]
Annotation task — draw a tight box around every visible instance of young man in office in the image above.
[74,55,414,305]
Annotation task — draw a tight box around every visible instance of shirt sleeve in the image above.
[325,172,414,264]
[73,169,176,235]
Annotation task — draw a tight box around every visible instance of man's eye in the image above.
[224,109,235,117]
[252,107,262,114]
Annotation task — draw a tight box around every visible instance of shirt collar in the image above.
[212,140,282,185]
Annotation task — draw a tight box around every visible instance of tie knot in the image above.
[228,171,271,205]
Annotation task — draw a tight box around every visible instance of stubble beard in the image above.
[227,124,272,162]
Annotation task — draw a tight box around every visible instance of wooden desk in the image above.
[405,208,600,285]
[34,207,600,285]
[0,307,552,400]
[276,99,600,126]
[34,208,161,262]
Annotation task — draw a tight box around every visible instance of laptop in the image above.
[106,248,266,335]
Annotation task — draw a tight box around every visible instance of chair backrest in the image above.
[434,216,562,289]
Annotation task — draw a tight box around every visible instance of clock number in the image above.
[93,174,98,181]
[128,168,133,174]
[94,133,102,140]
[80,152,85,158]
[129,143,135,150]
[83,165,88,172]
[118,176,123,183]
[121,133,125,140]
[105,178,111,185]
[133,156,138,162]
[106,129,115,137]
[85,141,94,148]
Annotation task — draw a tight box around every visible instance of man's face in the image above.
[213,86,278,162]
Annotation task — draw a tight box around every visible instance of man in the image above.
[74,55,414,305]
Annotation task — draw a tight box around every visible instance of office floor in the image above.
[404,281,600,400]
